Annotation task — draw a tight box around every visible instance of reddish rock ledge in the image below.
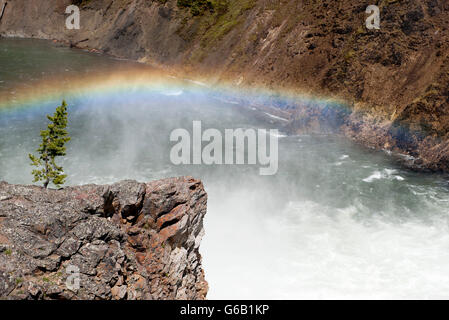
[0,177,208,300]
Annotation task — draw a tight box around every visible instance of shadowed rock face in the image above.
[0,177,208,300]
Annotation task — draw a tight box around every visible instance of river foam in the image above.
[2,39,449,300]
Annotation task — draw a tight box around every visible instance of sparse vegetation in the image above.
[177,0,214,16]
[71,0,92,6]
[174,0,256,63]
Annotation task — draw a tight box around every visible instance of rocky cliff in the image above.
[0,177,208,300]
[1,0,449,171]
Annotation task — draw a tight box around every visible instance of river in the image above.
[1,38,449,299]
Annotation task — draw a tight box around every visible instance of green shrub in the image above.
[177,0,214,16]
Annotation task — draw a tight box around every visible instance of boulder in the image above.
[0,177,208,300]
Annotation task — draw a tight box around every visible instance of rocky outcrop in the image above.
[1,0,449,171]
[0,177,208,300]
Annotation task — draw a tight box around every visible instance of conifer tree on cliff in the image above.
[29,100,71,189]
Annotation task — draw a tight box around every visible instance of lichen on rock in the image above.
[0,177,208,300]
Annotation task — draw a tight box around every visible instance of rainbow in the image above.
[0,67,350,118]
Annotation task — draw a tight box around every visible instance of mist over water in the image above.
[2,39,449,299]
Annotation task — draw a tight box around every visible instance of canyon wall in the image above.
[0,177,208,300]
[1,0,449,171]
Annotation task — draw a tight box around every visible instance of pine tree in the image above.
[29,100,71,189]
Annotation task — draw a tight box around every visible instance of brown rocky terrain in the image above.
[0,177,208,300]
[0,0,449,171]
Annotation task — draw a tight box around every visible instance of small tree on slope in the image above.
[29,100,71,189]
